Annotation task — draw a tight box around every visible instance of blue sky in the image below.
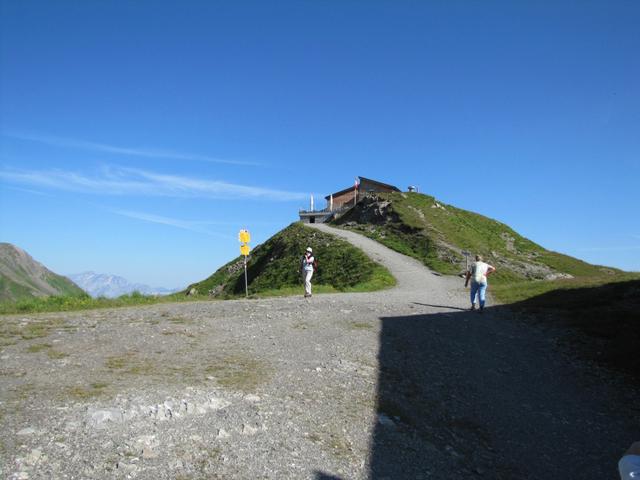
[1,1,639,288]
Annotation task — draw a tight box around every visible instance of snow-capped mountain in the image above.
[66,272,178,298]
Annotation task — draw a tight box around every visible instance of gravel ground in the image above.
[0,224,637,479]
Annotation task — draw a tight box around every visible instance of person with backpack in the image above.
[300,247,316,298]
[464,254,496,312]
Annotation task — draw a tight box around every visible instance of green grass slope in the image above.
[0,243,86,302]
[333,192,635,301]
[0,267,86,302]
[186,222,395,298]
[0,291,195,315]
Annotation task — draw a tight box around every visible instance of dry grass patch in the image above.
[66,382,109,400]
[347,321,374,330]
[204,353,272,392]
[26,343,52,353]
[307,430,356,460]
[291,321,311,330]
[168,316,193,325]
[161,328,197,338]
[25,343,68,359]
[105,353,155,375]
[104,352,201,384]
[47,349,69,359]
[0,317,72,343]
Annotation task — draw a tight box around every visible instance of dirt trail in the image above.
[307,223,454,296]
[0,224,636,479]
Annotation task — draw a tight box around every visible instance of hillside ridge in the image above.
[331,192,624,295]
[0,243,86,301]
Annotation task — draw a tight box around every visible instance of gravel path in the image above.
[0,224,636,479]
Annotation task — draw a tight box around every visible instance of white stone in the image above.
[16,428,36,436]
[242,424,259,436]
[208,397,231,410]
[87,408,123,429]
[142,447,158,459]
[117,462,137,474]
[135,435,157,446]
[25,448,42,466]
[244,394,261,403]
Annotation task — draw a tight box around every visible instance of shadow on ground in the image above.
[314,473,343,480]
[369,304,638,479]
[509,279,640,379]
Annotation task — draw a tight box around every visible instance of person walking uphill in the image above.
[465,255,496,312]
[301,247,315,298]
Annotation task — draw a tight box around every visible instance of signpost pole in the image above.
[239,229,251,298]
[244,256,248,298]
[462,250,470,273]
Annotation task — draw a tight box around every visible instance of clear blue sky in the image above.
[1,1,638,288]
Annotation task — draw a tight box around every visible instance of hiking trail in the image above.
[0,224,635,479]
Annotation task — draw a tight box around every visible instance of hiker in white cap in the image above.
[300,247,315,298]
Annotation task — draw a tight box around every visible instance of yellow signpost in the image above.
[239,229,251,297]
[239,230,251,244]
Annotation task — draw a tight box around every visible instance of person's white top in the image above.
[303,255,315,272]
[620,455,640,479]
[471,261,492,284]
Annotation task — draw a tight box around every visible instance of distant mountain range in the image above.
[66,271,178,298]
[0,243,86,301]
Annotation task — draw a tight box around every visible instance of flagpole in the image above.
[354,177,359,206]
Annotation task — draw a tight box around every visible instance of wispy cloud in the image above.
[0,165,307,201]
[111,210,234,238]
[4,131,260,166]
[4,185,53,197]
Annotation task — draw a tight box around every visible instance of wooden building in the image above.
[299,177,400,224]
[326,177,400,210]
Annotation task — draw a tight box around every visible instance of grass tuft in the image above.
[66,382,109,400]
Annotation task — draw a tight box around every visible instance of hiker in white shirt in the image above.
[465,255,496,312]
[301,247,315,298]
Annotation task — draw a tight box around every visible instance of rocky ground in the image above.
[0,224,637,479]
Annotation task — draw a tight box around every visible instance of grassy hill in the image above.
[0,243,86,302]
[0,223,394,313]
[186,222,395,298]
[332,192,637,302]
